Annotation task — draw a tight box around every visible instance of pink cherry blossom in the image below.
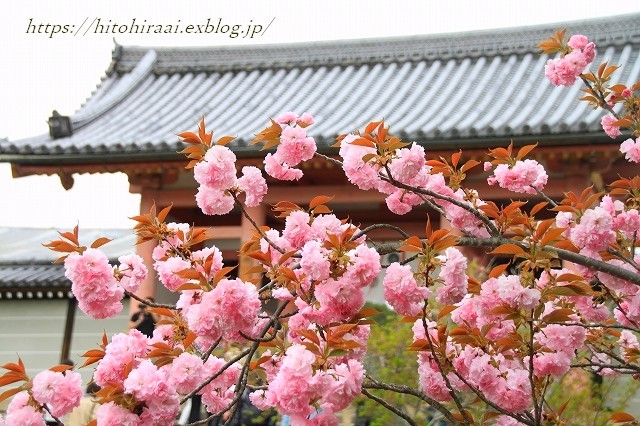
[339,134,382,191]
[32,369,83,418]
[154,256,191,291]
[116,253,147,293]
[199,357,242,414]
[264,152,304,181]
[263,344,321,417]
[489,159,548,194]
[533,351,571,377]
[568,34,588,50]
[536,324,586,354]
[282,210,313,249]
[614,209,640,240]
[192,246,224,279]
[418,358,452,401]
[186,278,261,347]
[6,392,44,426]
[237,166,268,206]
[167,352,205,394]
[436,247,468,304]
[383,262,431,316]
[195,185,235,215]
[319,359,364,413]
[297,112,315,126]
[314,277,366,324]
[300,240,331,281]
[123,359,164,401]
[387,143,427,183]
[94,330,149,388]
[544,37,594,87]
[385,189,423,215]
[620,330,640,350]
[193,145,237,190]
[277,125,316,166]
[64,249,124,319]
[344,244,381,287]
[601,115,621,139]
[570,206,616,252]
[620,137,640,163]
[95,402,141,426]
[276,111,298,124]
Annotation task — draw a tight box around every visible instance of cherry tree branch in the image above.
[381,169,500,237]
[361,388,418,426]
[363,376,460,424]
[420,310,472,425]
[579,75,620,119]
[352,223,411,241]
[231,191,286,255]
[456,237,640,286]
[448,369,534,425]
[314,151,500,237]
[180,347,252,405]
[125,291,177,309]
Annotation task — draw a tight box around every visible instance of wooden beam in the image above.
[60,297,76,363]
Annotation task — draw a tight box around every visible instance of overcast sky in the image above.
[1,0,639,229]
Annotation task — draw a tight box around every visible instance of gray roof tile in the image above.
[2,13,640,163]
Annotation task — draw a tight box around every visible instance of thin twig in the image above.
[231,192,286,254]
[528,318,541,424]
[449,370,533,425]
[352,223,411,240]
[608,248,640,272]
[181,348,251,405]
[201,337,222,363]
[363,376,460,424]
[533,188,559,208]
[362,388,418,426]
[570,363,639,374]
[420,310,472,425]
[125,291,177,309]
[579,76,620,119]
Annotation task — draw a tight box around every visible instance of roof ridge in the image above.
[108,13,640,74]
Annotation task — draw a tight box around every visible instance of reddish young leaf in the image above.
[610,412,636,423]
[0,387,23,404]
[489,244,526,256]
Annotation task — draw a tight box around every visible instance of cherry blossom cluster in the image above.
[485,159,548,194]
[620,137,640,163]
[382,247,469,317]
[64,248,147,319]
[339,136,489,237]
[181,278,262,348]
[89,327,243,424]
[250,344,364,425]
[151,222,223,292]
[4,368,83,425]
[263,112,316,181]
[413,320,532,413]
[263,210,381,325]
[544,34,596,87]
[194,144,268,215]
[557,195,640,263]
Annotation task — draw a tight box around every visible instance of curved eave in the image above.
[3,131,622,173]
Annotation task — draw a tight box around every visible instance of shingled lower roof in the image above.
[2,13,640,165]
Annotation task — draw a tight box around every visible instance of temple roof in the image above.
[2,13,639,167]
